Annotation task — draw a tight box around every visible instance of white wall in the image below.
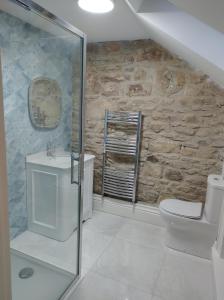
[168,0,224,34]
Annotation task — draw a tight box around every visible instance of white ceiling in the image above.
[34,0,149,42]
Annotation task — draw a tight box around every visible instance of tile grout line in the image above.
[83,230,151,294]
[84,233,117,274]
[75,226,121,291]
[88,269,155,299]
[81,212,167,296]
[88,234,166,296]
[150,247,168,298]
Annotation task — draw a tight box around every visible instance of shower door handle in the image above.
[71,152,81,185]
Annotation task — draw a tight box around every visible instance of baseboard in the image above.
[93,194,164,227]
[212,244,224,300]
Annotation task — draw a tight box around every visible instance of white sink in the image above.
[26,151,94,169]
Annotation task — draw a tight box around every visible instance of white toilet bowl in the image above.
[159,175,224,259]
[160,200,217,259]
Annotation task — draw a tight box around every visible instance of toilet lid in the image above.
[160,199,203,219]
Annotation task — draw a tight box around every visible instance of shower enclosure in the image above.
[0,0,86,299]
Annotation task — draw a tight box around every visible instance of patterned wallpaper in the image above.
[0,11,78,239]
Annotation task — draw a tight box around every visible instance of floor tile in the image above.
[116,220,165,249]
[70,272,152,300]
[82,227,113,271]
[93,237,165,294]
[154,249,214,300]
[84,210,127,236]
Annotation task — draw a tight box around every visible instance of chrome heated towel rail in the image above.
[102,111,142,203]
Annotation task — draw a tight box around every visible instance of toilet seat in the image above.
[160,199,203,219]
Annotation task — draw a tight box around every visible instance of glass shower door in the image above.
[0,1,85,299]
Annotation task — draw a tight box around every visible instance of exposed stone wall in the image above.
[85,39,224,204]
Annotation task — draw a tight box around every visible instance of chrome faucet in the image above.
[46,141,56,157]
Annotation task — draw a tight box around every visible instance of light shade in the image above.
[78,0,114,13]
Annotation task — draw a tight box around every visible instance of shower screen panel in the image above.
[0,0,85,299]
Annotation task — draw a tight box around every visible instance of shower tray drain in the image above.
[19,267,34,279]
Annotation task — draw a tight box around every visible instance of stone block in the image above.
[149,141,180,153]
[127,83,152,97]
[156,67,186,96]
[147,155,159,163]
[164,168,183,181]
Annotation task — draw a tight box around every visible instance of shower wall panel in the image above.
[0,11,76,238]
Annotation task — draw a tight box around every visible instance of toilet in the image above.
[159,174,224,259]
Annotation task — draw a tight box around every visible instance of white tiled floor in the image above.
[116,219,165,249]
[93,237,164,293]
[11,210,215,300]
[81,228,113,271]
[84,210,127,236]
[70,211,215,300]
[71,272,152,300]
[154,249,214,300]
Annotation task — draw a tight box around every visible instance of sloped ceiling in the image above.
[168,0,224,34]
[127,0,224,86]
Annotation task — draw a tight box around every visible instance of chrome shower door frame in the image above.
[3,1,87,299]
[0,49,12,300]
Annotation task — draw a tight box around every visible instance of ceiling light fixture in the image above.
[78,0,114,13]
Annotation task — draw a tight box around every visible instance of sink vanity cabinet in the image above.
[26,152,95,241]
